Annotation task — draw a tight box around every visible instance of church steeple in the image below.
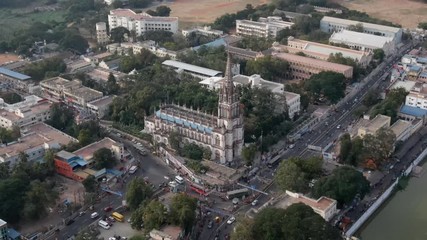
[219,52,237,105]
[218,51,239,119]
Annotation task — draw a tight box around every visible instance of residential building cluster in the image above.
[0,122,77,166]
[0,95,51,129]
[108,9,179,36]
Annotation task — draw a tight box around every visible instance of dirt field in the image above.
[0,54,20,65]
[167,0,271,25]
[333,0,427,28]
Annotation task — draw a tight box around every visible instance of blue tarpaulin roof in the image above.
[192,38,226,51]
[7,228,21,240]
[400,105,427,117]
[0,67,31,80]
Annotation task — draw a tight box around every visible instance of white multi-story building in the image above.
[145,54,244,164]
[320,16,402,43]
[0,95,52,129]
[200,74,301,118]
[329,30,396,56]
[96,22,109,45]
[108,9,178,36]
[405,82,427,110]
[236,16,294,38]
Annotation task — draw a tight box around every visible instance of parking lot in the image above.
[98,213,141,240]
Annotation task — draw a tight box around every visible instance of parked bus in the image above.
[111,212,124,222]
[226,188,249,200]
[129,166,138,174]
[98,220,110,229]
[175,175,184,184]
[190,183,208,196]
[267,157,281,168]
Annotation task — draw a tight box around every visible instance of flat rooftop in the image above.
[272,52,353,72]
[390,80,416,91]
[321,16,401,34]
[274,191,336,212]
[64,86,103,100]
[366,114,391,131]
[86,68,127,82]
[73,137,121,161]
[390,120,411,138]
[284,91,300,101]
[0,123,77,158]
[41,77,81,89]
[330,30,394,49]
[88,95,116,108]
[110,8,178,22]
[162,60,222,77]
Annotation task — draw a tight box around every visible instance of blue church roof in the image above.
[156,110,213,134]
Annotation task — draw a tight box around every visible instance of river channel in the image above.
[359,164,427,240]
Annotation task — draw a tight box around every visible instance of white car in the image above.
[227,216,236,224]
[251,200,258,206]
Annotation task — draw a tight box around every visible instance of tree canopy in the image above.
[418,22,427,30]
[0,126,20,144]
[304,71,347,103]
[126,177,153,210]
[146,6,171,16]
[82,175,97,193]
[231,204,341,240]
[143,200,168,231]
[275,157,322,193]
[93,148,116,170]
[245,56,289,81]
[169,193,198,233]
[110,27,131,43]
[23,57,66,81]
[312,166,370,205]
[370,87,408,123]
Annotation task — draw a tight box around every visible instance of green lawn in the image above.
[0,8,65,42]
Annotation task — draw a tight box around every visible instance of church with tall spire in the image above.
[144,53,244,164]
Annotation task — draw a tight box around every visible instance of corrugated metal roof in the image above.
[162,60,222,77]
[0,67,31,80]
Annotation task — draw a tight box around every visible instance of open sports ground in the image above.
[167,0,271,25]
[332,0,427,28]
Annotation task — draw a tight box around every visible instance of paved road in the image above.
[56,131,175,239]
